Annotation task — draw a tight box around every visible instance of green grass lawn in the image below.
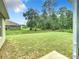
[6,29,72,35]
[0,32,72,59]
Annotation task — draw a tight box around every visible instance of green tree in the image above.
[66,10,73,29]
[58,6,73,30]
[23,8,39,30]
[40,0,58,30]
[59,7,67,29]
[50,13,59,30]
[42,0,56,15]
[38,14,48,30]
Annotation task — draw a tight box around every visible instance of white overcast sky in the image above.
[2,0,28,25]
[3,0,27,13]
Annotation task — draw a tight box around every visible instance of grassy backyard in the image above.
[0,31,72,59]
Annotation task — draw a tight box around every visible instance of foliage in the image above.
[58,7,73,29]
[23,8,39,30]
[23,0,73,32]
[66,10,73,29]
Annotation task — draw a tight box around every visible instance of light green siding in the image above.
[0,19,2,36]
[0,19,6,48]
[0,0,9,19]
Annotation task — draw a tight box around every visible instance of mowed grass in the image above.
[0,32,72,59]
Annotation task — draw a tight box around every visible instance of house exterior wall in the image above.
[0,18,5,48]
[0,0,9,19]
[0,0,9,48]
[0,19,2,36]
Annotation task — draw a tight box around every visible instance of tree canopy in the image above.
[23,0,73,31]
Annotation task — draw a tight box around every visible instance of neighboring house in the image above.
[5,20,22,30]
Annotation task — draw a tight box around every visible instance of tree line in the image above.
[23,0,73,31]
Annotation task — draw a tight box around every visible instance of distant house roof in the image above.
[0,0,9,19]
[5,20,21,26]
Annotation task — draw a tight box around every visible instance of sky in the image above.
[4,0,73,25]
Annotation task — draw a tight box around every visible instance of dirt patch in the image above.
[0,40,42,59]
[0,40,17,59]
